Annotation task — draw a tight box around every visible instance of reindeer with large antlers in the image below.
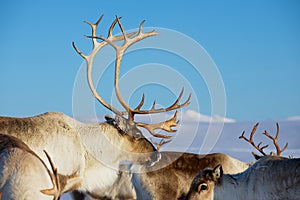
[69,15,251,200]
[184,123,300,200]
[0,15,190,199]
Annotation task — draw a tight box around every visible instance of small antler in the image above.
[40,150,61,200]
[239,123,268,156]
[262,123,288,156]
[240,123,288,157]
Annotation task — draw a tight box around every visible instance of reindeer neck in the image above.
[78,122,124,168]
[80,152,119,196]
[215,173,247,200]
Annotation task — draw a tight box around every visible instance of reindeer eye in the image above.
[133,132,142,140]
[198,183,208,192]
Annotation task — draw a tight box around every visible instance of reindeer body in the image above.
[0,112,85,176]
[0,112,158,197]
[185,156,300,200]
[221,156,300,200]
[131,152,249,200]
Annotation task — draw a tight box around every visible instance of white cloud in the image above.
[182,110,236,123]
[286,116,300,121]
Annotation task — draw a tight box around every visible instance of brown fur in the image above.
[0,133,34,154]
[134,152,249,200]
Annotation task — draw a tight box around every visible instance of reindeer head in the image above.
[184,165,223,200]
[73,15,191,166]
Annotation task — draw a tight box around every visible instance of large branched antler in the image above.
[92,17,191,124]
[73,15,191,139]
[239,123,288,156]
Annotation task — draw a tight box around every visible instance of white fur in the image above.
[0,148,54,200]
[0,112,157,198]
[187,156,300,200]
[216,157,300,199]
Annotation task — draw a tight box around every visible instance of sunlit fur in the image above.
[185,156,300,200]
[0,148,55,200]
[0,134,56,200]
[70,152,249,200]
[0,112,158,197]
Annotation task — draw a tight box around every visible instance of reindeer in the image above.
[131,152,249,200]
[71,151,249,200]
[0,15,190,198]
[71,152,250,200]
[184,123,300,200]
[0,134,60,200]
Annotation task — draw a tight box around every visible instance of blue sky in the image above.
[0,0,299,121]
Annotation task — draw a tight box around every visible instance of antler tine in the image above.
[239,123,267,156]
[275,122,280,140]
[120,93,145,115]
[108,16,121,38]
[151,100,157,110]
[134,93,145,111]
[138,20,146,35]
[169,87,192,109]
[262,123,288,156]
[84,14,104,48]
[137,111,179,139]
[115,16,129,42]
[257,141,269,150]
[151,139,172,150]
[72,42,86,59]
[131,88,192,115]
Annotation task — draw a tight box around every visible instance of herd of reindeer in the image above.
[0,14,299,200]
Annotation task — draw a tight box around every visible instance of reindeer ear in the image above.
[212,164,223,182]
[251,151,262,160]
